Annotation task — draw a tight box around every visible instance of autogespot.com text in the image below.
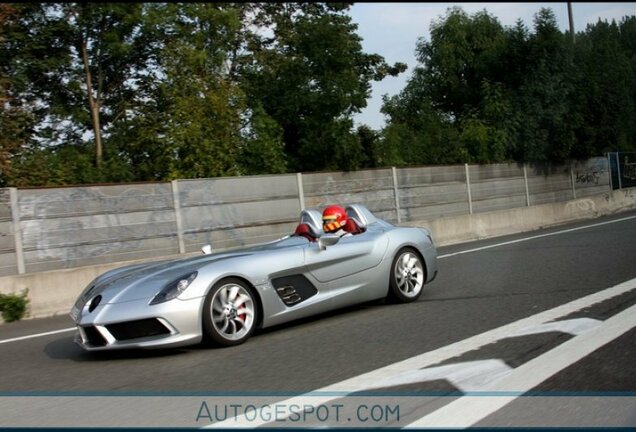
[196,400,400,425]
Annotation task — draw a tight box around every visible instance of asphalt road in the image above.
[1,209,635,428]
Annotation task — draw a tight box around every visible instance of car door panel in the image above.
[304,231,389,283]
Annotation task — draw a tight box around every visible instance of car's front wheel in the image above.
[203,278,258,346]
[388,247,425,303]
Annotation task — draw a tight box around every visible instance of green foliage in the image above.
[0,3,147,172]
[382,7,636,166]
[419,7,508,118]
[1,4,635,186]
[510,9,578,162]
[238,105,287,175]
[242,3,406,173]
[1,2,405,185]
[355,125,381,169]
[296,118,365,172]
[0,290,29,323]
[570,17,636,156]
[0,107,35,187]
[5,143,134,186]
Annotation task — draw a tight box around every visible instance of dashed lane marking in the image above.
[0,327,75,345]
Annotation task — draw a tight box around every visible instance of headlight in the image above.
[150,272,198,305]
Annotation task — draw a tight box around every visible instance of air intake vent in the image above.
[82,326,107,347]
[106,318,170,341]
[272,275,317,306]
[276,286,302,305]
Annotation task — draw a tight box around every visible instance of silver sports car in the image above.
[70,205,438,350]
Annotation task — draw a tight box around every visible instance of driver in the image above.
[322,205,352,238]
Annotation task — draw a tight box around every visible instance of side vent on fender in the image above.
[272,275,318,307]
[276,286,302,305]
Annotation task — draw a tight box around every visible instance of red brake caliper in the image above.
[238,309,247,328]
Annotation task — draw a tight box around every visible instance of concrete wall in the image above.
[2,187,634,321]
[0,189,17,277]
[0,156,615,317]
[0,158,612,277]
[406,187,636,247]
[302,169,397,222]
[177,175,301,253]
[16,183,179,273]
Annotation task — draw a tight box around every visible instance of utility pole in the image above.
[567,2,575,42]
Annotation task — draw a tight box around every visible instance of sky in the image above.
[347,2,636,130]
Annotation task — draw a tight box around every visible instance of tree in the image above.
[381,79,464,166]
[510,8,577,162]
[2,2,411,185]
[243,3,406,172]
[381,7,509,165]
[64,3,147,169]
[126,3,265,180]
[570,17,636,156]
[1,3,147,183]
[381,6,636,164]
[417,7,507,121]
[355,125,380,168]
[238,104,287,175]
[0,4,47,186]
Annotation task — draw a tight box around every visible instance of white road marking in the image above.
[0,327,75,345]
[511,317,602,337]
[352,318,601,393]
[407,301,636,428]
[438,214,636,259]
[360,359,513,393]
[205,277,636,428]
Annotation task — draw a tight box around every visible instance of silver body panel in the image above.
[70,205,438,350]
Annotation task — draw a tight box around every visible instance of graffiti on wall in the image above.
[575,158,608,185]
[18,186,178,269]
[623,156,636,181]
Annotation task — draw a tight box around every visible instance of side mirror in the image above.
[201,244,213,255]
[318,234,341,250]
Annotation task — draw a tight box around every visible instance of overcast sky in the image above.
[347,2,636,130]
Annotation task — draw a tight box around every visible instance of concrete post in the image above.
[570,166,577,199]
[392,167,402,224]
[171,180,186,254]
[523,164,531,207]
[465,164,473,214]
[296,173,305,211]
[616,153,623,190]
[9,188,25,274]
[607,153,614,196]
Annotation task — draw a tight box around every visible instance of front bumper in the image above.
[71,296,204,351]
[421,244,439,284]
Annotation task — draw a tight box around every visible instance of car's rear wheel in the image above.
[388,247,425,303]
[203,278,257,346]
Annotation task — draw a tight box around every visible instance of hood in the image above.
[80,250,251,305]
[79,235,305,304]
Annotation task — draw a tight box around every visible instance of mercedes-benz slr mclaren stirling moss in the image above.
[70,205,438,350]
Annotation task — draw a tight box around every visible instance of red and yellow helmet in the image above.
[322,205,347,233]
